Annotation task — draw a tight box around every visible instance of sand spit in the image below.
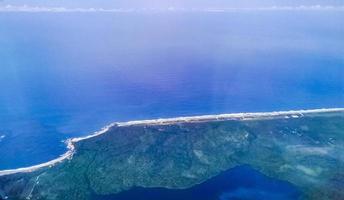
[0,108,343,177]
[116,108,344,126]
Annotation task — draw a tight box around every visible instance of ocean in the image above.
[0,11,343,170]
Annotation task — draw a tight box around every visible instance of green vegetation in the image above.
[1,111,343,200]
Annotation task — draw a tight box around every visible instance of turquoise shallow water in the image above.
[0,11,343,170]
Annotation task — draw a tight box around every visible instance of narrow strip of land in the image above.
[0,108,343,177]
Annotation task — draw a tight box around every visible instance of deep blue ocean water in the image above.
[0,11,343,170]
[95,165,300,200]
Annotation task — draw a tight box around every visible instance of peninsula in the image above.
[0,108,343,200]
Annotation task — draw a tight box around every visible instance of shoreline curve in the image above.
[0,107,343,177]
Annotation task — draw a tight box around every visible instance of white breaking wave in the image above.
[0,107,343,177]
[0,5,344,13]
[0,135,5,142]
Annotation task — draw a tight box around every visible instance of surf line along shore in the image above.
[0,108,343,177]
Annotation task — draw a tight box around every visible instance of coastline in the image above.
[0,107,343,177]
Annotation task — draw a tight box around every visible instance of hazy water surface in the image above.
[0,11,343,169]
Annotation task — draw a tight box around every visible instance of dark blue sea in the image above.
[0,11,343,171]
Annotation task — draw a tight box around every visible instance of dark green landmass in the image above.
[0,111,343,200]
